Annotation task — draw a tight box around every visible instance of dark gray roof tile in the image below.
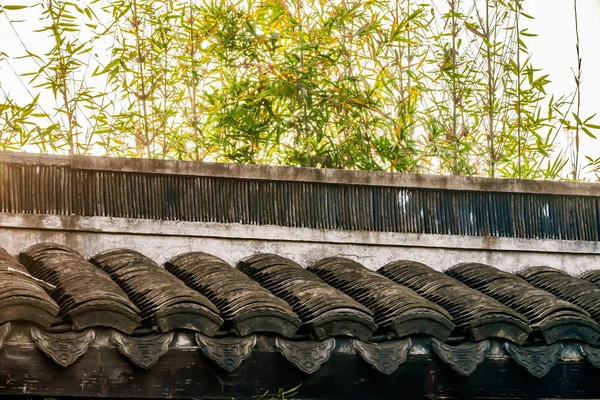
[520,266,600,323]
[20,244,142,333]
[448,263,600,344]
[90,249,223,336]
[308,257,454,341]
[239,254,377,341]
[165,252,301,338]
[379,260,531,344]
[0,248,60,328]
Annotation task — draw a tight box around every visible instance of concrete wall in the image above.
[1,213,598,275]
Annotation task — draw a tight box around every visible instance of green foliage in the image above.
[0,0,598,180]
[255,384,300,400]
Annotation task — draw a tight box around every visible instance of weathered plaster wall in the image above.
[1,213,598,275]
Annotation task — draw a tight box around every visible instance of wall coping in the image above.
[1,213,598,255]
[0,151,598,196]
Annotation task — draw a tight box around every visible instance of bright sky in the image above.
[523,0,600,177]
[0,0,599,177]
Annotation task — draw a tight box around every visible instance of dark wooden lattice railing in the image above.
[0,152,598,241]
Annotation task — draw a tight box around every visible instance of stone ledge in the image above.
[1,213,598,255]
[0,150,598,196]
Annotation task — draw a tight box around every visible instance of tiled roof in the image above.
[165,252,301,337]
[447,263,600,344]
[19,243,141,333]
[308,257,454,341]
[1,151,600,241]
[2,242,600,346]
[379,260,532,343]
[238,254,377,341]
[0,247,59,328]
[4,242,600,383]
[90,249,223,335]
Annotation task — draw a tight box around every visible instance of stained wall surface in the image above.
[1,213,598,274]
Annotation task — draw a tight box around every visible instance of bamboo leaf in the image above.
[2,5,28,10]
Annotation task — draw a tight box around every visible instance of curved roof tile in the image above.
[165,252,301,338]
[447,263,600,344]
[379,260,532,344]
[238,254,377,341]
[518,267,600,324]
[308,257,455,340]
[90,249,224,335]
[20,243,141,333]
[0,247,60,328]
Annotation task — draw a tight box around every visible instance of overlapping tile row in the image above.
[447,263,600,344]
[519,266,600,322]
[378,261,532,344]
[19,244,142,333]
[580,270,600,287]
[89,249,223,335]
[0,248,59,328]
[307,257,455,341]
[238,254,377,341]
[6,244,600,379]
[5,244,600,349]
[164,252,301,338]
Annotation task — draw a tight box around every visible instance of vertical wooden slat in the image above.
[0,157,598,241]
